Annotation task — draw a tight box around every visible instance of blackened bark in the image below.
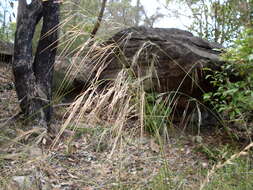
[13,0,43,116]
[33,1,60,123]
[13,0,59,128]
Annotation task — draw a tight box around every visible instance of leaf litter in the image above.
[0,63,211,190]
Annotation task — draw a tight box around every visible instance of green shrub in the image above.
[204,29,253,122]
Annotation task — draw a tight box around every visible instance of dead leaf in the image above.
[1,153,23,160]
[150,139,160,153]
[42,138,47,145]
[68,173,79,179]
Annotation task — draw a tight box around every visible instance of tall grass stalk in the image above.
[200,142,253,189]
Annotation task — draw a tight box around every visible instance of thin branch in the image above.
[53,102,73,108]
[90,0,107,39]
[0,73,8,80]
[0,112,23,128]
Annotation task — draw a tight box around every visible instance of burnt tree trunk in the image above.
[13,0,43,120]
[12,0,59,129]
[33,1,60,123]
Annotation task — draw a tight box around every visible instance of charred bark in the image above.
[13,0,43,118]
[12,0,59,128]
[33,1,60,123]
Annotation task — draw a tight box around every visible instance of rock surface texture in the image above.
[87,27,223,98]
[0,40,13,63]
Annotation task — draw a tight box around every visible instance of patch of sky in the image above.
[10,0,193,30]
[131,0,192,29]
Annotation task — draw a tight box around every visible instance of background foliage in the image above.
[0,0,15,42]
[204,28,253,139]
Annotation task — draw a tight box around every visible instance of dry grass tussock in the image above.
[53,42,152,154]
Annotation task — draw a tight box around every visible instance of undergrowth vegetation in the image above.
[204,28,253,140]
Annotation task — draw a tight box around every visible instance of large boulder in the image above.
[83,27,223,99]
[0,40,13,63]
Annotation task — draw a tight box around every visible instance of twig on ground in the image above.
[0,112,23,128]
[53,102,73,108]
[200,142,253,189]
[0,73,9,80]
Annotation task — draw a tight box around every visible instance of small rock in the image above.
[11,176,33,189]
[139,137,149,145]
[11,174,53,190]
[192,136,203,143]
[202,162,208,168]
[28,146,43,159]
